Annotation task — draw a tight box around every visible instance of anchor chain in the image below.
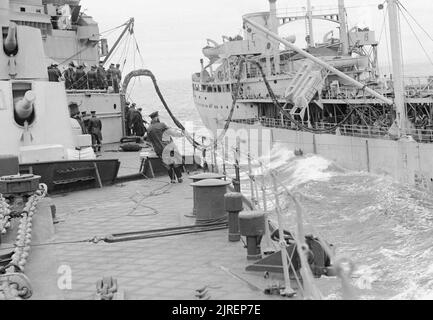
[0,195,11,235]
[0,184,47,300]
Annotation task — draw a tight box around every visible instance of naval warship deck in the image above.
[40,149,292,300]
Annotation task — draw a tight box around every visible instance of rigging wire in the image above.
[376,5,390,76]
[133,32,146,68]
[398,1,433,45]
[98,21,129,36]
[399,6,433,68]
[104,31,129,66]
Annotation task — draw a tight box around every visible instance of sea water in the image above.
[130,78,433,300]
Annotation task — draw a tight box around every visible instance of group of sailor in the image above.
[125,102,147,137]
[71,110,103,153]
[123,102,184,183]
[48,61,122,93]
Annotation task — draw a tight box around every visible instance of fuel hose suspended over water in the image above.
[122,59,245,152]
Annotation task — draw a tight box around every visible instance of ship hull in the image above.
[20,159,120,194]
[194,99,433,193]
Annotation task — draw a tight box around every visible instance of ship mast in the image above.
[306,0,314,47]
[338,0,349,55]
[387,0,407,131]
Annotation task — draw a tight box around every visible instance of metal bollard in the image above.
[189,173,226,216]
[224,193,243,242]
[190,179,231,224]
[239,211,266,260]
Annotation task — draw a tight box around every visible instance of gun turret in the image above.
[14,91,36,121]
[4,22,18,56]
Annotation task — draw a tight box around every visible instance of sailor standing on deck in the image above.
[64,62,76,89]
[113,64,122,93]
[147,111,184,184]
[81,111,89,134]
[107,63,115,90]
[127,103,137,135]
[87,66,98,90]
[97,61,108,90]
[130,107,147,137]
[74,65,87,90]
[48,63,62,82]
[88,111,103,153]
[124,101,131,136]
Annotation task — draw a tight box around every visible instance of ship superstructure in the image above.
[0,0,132,144]
[193,0,433,192]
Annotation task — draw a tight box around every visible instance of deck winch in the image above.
[239,211,266,260]
[246,228,336,279]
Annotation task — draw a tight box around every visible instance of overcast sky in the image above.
[82,0,433,80]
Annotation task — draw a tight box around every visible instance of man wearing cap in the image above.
[124,102,131,136]
[107,63,115,89]
[87,66,98,90]
[48,64,62,82]
[147,111,184,183]
[64,62,76,89]
[81,111,90,134]
[87,111,103,153]
[130,107,147,137]
[113,64,122,93]
[127,103,137,135]
[74,65,87,90]
[96,61,107,90]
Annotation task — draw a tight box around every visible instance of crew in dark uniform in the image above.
[147,111,183,183]
[124,102,131,136]
[127,103,137,135]
[81,111,90,134]
[88,111,103,153]
[107,63,115,89]
[48,63,62,82]
[87,66,98,90]
[74,65,87,89]
[96,61,107,90]
[130,107,147,137]
[114,64,122,93]
[64,62,76,89]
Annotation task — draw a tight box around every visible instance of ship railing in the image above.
[404,76,433,96]
[66,89,114,94]
[232,117,309,130]
[318,122,433,143]
[231,117,433,143]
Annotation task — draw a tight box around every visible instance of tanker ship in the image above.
[192,0,433,193]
